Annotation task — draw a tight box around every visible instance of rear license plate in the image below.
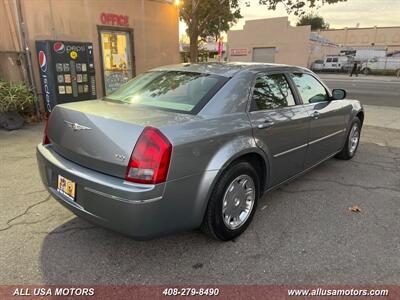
[57,175,76,201]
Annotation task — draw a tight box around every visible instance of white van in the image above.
[322,55,350,72]
[361,57,400,76]
[355,49,386,62]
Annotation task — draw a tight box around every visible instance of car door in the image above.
[248,72,310,187]
[289,72,347,168]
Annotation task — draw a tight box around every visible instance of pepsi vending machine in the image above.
[36,40,97,112]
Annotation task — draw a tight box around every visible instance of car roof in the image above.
[150,62,308,78]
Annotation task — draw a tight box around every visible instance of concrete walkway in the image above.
[364,105,400,130]
[319,73,400,83]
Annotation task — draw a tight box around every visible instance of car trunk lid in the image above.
[47,100,199,179]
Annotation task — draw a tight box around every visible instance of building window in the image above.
[99,29,134,95]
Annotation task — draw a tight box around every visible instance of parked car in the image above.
[361,57,400,76]
[311,59,324,72]
[37,63,364,241]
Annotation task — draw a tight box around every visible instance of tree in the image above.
[179,0,348,62]
[179,0,241,62]
[297,13,329,30]
[258,0,348,16]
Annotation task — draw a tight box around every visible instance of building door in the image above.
[98,27,135,95]
[252,47,275,63]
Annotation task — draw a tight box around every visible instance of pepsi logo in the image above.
[38,51,47,72]
[53,42,65,53]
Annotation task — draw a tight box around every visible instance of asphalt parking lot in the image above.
[1,122,399,285]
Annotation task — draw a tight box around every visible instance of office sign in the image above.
[100,13,129,27]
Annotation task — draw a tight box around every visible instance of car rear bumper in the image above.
[37,144,217,239]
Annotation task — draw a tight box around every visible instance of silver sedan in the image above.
[37,63,364,240]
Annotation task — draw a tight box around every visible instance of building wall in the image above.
[0,0,179,109]
[309,41,341,65]
[227,17,311,67]
[316,27,400,52]
[0,0,25,82]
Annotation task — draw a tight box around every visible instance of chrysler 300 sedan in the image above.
[37,63,364,241]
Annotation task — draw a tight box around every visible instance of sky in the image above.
[179,0,400,37]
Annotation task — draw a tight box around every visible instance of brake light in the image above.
[125,127,172,184]
[42,117,50,145]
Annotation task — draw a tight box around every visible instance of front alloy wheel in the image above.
[336,117,361,160]
[348,123,360,156]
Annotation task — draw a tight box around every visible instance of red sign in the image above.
[230,48,247,56]
[100,13,129,27]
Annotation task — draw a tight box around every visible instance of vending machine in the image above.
[35,40,97,112]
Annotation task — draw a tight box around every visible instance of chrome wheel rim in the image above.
[222,175,255,230]
[348,123,360,155]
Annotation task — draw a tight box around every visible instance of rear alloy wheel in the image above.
[201,161,259,241]
[222,174,255,230]
[336,117,361,160]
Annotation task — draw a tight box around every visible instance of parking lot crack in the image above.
[349,160,400,171]
[33,226,98,235]
[0,194,51,232]
[5,155,33,160]
[279,188,326,194]
[304,178,400,194]
[23,189,47,195]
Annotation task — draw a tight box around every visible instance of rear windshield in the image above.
[103,71,228,114]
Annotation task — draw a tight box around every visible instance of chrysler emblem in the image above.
[64,121,91,131]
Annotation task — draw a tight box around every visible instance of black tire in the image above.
[363,68,371,75]
[201,161,260,241]
[336,117,362,160]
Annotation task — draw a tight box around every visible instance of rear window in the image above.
[104,71,228,114]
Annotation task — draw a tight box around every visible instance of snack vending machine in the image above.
[35,40,97,112]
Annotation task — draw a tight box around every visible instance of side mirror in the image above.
[332,89,346,100]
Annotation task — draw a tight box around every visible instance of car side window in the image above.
[332,57,339,63]
[290,73,329,104]
[251,74,296,111]
[326,58,332,63]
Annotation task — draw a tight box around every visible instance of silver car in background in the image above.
[37,63,364,241]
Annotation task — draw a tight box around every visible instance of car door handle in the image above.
[257,120,275,129]
[311,111,320,119]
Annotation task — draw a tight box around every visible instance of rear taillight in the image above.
[42,117,50,145]
[125,127,172,184]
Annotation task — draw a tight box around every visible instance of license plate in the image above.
[57,175,76,201]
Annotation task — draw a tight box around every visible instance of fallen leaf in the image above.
[349,205,361,213]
